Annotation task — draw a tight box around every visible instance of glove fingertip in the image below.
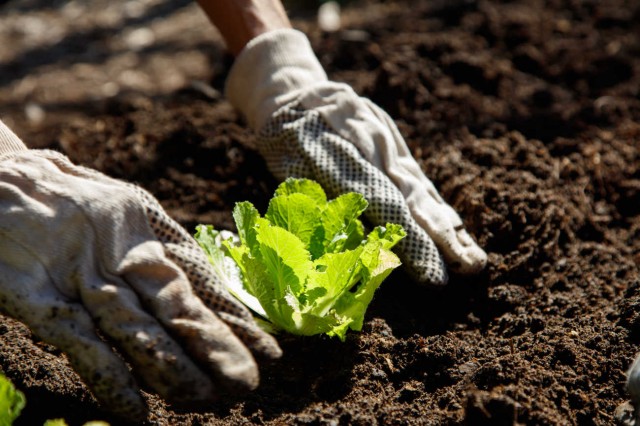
[222,362,261,394]
[254,333,283,361]
[397,232,448,286]
[216,312,282,360]
[94,382,148,423]
[406,259,448,286]
[448,244,488,275]
[452,228,488,273]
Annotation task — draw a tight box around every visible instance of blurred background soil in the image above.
[0,0,639,424]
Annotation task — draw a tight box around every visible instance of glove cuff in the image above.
[0,120,28,159]
[225,29,328,131]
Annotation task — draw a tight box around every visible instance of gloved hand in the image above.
[226,29,487,285]
[617,356,640,425]
[0,120,281,420]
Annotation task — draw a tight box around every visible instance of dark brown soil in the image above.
[1,0,639,424]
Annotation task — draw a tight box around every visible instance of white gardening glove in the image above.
[617,355,640,425]
[0,120,281,420]
[226,29,487,285]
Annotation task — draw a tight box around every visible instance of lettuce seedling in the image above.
[196,178,405,341]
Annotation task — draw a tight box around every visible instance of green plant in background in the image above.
[0,372,108,426]
[44,420,109,426]
[196,178,405,341]
[0,373,25,426]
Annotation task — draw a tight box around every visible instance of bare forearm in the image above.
[197,0,292,56]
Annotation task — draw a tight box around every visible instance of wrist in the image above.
[197,0,292,56]
[225,29,328,131]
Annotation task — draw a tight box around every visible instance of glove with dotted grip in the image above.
[0,120,281,420]
[226,29,487,285]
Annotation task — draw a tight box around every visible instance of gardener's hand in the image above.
[225,29,487,285]
[616,355,640,425]
[0,121,281,420]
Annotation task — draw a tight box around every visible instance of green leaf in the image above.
[265,193,322,249]
[44,419,110,426]
[43,420,67,426]
[366,223,406,250]
[320,192,368,253]
[0,373,25,426]
[229,246,282,323]
[274,177,327,205]
[333,245,402,335]
[232,201,261,250]
[291,311,339,336]
[194,225,267,318]
[307,248,363,316]
[255,221,312,299]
